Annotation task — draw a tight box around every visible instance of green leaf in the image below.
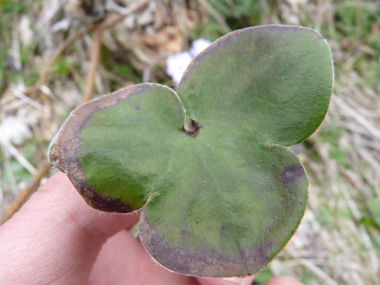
[49,25,333,278]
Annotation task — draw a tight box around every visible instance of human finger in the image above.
[266,275,304,285]
[197,275,255,285]
[0,172,139,284]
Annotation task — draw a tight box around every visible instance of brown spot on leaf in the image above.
[280,164,305,184]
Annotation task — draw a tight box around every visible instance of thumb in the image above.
[0,172,139,284]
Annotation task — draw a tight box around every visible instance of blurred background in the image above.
[0,0,379,284]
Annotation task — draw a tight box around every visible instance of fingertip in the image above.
[197,275,255,285]
[266,275,304,285]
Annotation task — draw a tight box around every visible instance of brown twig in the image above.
[82,30,103,103]
[37,29,89,87]
[0,159,51,226]
[0,86,39,109]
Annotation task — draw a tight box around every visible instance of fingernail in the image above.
[222,276,255,285]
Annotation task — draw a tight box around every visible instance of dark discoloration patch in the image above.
[244,239,274,273]
[139,210,249,277]
[48,84,151,213]
[139,209,273,277]
[190,84,194,90]
[280,164,305,184]
[181,229,187,235]
[69,177,133,213]
[135,106,141,110]
[182,121,202,137]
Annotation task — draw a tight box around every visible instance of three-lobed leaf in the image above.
[49,25,333,277]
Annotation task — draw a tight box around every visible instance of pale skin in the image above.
[0,172,304,285]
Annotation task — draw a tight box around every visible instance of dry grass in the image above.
[0,0,379,284]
